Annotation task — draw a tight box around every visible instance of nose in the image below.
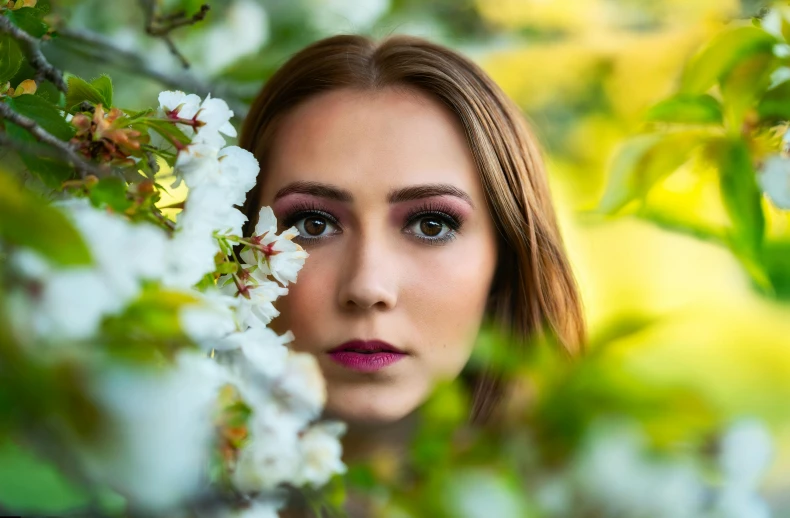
[337,233,398,311]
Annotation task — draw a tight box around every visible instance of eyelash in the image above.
[278,201,465,246]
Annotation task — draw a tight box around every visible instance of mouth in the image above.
[327,339,407,372]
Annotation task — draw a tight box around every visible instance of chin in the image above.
[323,383,423,426]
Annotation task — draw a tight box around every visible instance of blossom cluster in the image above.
[6,90,345,516]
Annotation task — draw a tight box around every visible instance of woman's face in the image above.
[258,86,498,425]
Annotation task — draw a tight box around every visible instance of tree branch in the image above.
[138,0,211,69]
[55,27,248,118]
[0,15,67,92]
[0,103,106,178]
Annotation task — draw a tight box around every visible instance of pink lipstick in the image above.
[327,340,407,373]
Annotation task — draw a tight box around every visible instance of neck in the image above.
[339,410,421,465]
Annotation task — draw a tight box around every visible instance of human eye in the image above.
[280,204,341,243]
[402,203,464,246]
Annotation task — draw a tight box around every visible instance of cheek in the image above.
[404,236,497,375]
[271,251,337,345]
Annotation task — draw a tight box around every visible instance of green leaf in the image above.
[0,172,92,266]
[140,118,192,148]
[88,177,132,213]
[680,26,777,94]
[645,94,723,125]
[720,52,777,131]
[597,132,704,214]
[64,74,109,112]
[5,8,49,38]
[710,138,765,256]
[757,80,790,121]
[0,33,24,83]
[7,95,75,140]
[34,79,62,105]
[2,122,76,188]
[89,74,113,108]
[0,438,89,513]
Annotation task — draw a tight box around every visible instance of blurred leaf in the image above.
[720,52,776,131]
[88,176,132,213]
[757,79,790,121]
[0,34,23,83]
[680,26,776,94]
[3,96,77,188]
[598,132,704,214]
[760,241,790,300]
[709,137,765,257]
[5,7,49,38]
[65,74,110,112]
[2,127,75,188]
[7,94,75,140]
[0,172,91,266]
[0,438,89,513]
[645,94,723,125]
[100,285,199,363]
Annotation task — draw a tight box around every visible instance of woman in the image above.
[238,32,585,489]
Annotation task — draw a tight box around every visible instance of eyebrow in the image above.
[273,181,474,207]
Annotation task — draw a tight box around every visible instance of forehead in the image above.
[259,86,481,204]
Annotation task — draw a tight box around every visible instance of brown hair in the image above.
[239,34,586,424]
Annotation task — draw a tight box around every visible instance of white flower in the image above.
[759,154,790,209]
[217,146,260,206]
[573,422,705,518]
[179,288,239,346]
[443,469,529,518]
[219,275,288,329]
[719,419,774,491]
[221,326,294,380]
[232,401,305,491]
[35,267,121,341]
[180,183,248,236]
[234,500,281,518]
[297,421,346,487]
[14,200,171,340]
[277,352,327,420]
[62,199,169,298]
[81,351,226,513]
[164,231,219,290]
[195,94,236,141]
[173,142,221,190]
[241,207,308,287]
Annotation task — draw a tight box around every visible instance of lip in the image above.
[327,339,407,373]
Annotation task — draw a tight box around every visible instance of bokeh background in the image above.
[8,0,790,513]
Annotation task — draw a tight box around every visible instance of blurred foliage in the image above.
[3,0,790,516]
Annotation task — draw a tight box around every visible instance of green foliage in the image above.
[758,79,790,120]
[645,94,723,125]
[0,438,89,513]
[0,172,91,266]
[6,94,75,140]
[4,4,51,38]
[0,33,23,83]
[88,176,134,212]
[680,26,777,94]
[65,74,114,112]
[597,131,705,214]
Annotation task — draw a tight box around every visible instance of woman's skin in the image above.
[259,85,498,461]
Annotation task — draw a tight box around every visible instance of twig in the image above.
[143,149,159,175]
[138,0,211,69]
[0,15,67,92]
[0,102,105,178]
[55,27,249,118]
